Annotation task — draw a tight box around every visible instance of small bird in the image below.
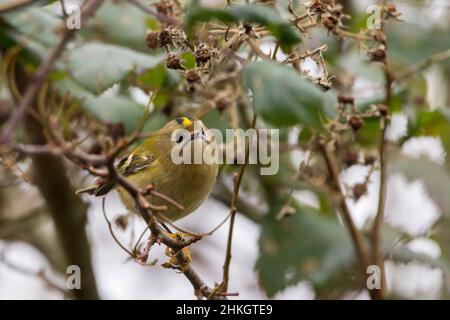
[77,116,218,222]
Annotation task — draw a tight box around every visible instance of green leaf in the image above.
[243,61,325,128]
[54,78,147,133]
[186,2,300,46]
[2,7,60,47]
[256,200,354,297]
[181,52,196,70]
[67,42,165,93]
[92,1,150,50]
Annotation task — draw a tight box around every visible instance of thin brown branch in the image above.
[0,0,104,144]
[395,48,450,81]
[370,69,391,300]
[319,142,371,273]
[1,250,68,297]
[221,113,257,293]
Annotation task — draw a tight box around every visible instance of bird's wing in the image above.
[117,152,155,176]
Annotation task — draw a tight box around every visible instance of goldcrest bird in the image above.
[77,117,218,222]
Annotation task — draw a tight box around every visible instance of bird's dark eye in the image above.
[176,134,184,143]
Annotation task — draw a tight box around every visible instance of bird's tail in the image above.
[75,184,98,195]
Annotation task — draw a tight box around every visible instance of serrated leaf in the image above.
[243,61,325,128]
[67,42,165,93]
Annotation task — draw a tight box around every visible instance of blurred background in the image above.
[0,0,450,299]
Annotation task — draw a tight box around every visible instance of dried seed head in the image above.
[338,94,354,105]
[368,45,386,62]
[310,0,326,13]
[377,104,389,117]
[321,13,339,31]
[353,183,367,200]
[166,53,183,70]
[169,27,187,46]
[364,153,377,166]
[342,150,359,168]
[195,43,216,65]
[158,29,173,47]
[216,96,231,113]
[146,31,159,50]
[349,115,364,131]
[186,70,201,83]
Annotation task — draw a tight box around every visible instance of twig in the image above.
[1,250,68,297]
[319,142,370,274]
[101,197,135,257]
[370,69,391,300]
[0,0,104,144]
[395,48,450,81]
[221,113,257,293]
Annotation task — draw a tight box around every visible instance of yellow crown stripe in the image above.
[182,117,193,127]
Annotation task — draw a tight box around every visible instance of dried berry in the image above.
[364,153,377,166]
[186,70,201,83]
[310,0,326,13]
[322,14,338,31]
[158,29,173,47]
[166,53,183,70]
[216,97,231,113]
[338,94,354,105]
[368,45,386,62]
[349,116,364,131]
[146,31,159,50]
[377,104,389,117]
[195,44,215,65]
[353,183,367,200]
[342,150,359,167]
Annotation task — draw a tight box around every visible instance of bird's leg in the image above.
[162,233,192,272]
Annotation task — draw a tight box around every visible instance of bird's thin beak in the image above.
[191,130,210,143]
